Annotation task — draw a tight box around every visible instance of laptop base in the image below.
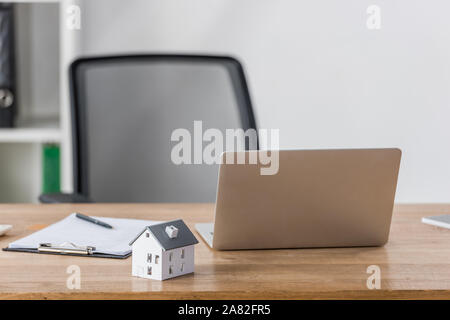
[195,223,214,248]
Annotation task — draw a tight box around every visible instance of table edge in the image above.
[1,290,450,300]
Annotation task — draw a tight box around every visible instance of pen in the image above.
[75,213,113,229]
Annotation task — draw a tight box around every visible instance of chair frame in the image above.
[69,54,258,197]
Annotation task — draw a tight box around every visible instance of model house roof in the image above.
[129,219,199,250]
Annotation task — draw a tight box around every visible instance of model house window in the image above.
[146,232,149,238]
[147,253,152,263]
[169,265,173,274]
[155,255,159,264]
[147,266,152,275]
[169,252,173,262]
[181,248,185,259]
[180,263,184,272]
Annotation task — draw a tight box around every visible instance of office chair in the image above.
[40,55,257,203]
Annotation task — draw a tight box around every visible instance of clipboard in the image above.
[3,242,131,259]
[3,213,160,259]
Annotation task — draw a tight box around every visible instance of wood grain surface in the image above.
[0,203,449,299]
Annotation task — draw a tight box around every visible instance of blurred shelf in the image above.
[0,115,61,143]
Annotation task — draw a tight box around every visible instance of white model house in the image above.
[130,219,199,280]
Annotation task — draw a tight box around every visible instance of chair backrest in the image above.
[70,55,257,202]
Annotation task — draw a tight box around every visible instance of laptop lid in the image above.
[212,148,401,250]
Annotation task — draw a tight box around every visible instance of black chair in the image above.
[40,54,257,203]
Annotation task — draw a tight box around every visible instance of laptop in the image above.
[196,148,401,250]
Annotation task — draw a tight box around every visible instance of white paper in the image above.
[8,213,162,256]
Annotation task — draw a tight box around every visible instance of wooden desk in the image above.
[0,203,449,299]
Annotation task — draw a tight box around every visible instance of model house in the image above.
[130,219,199,280]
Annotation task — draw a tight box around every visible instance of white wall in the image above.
[75,0,450,202]
[0,144,40,203]
[15,3,59,120]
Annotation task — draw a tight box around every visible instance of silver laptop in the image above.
[196,148,401,250]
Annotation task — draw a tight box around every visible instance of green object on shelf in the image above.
[42,144,60,193]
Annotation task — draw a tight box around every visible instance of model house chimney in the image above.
[165,225,178,239]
